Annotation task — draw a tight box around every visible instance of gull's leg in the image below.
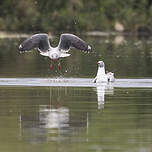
[50,60,53,71]
[58,59,61,70]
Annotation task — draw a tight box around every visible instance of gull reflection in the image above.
[114,35,126,46]
[95,83,114,109]
[39,87,70,141]
[39,105,69,142]
[19,86,101,144]
[39,106,69,129]
[19,87,70,143]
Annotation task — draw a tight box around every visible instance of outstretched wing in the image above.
[58,34,91,52]
[19,33,50,52]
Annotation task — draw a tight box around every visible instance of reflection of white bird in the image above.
[93,61,115,83]
[96,85,106,109]
[39,107,69,129]
[95,84,114,109]
[19,33,92,70]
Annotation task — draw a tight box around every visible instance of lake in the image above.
[0,35,152,152]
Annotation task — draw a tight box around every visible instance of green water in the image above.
[0,35,152,78]
[0,36,152,152]
[0,87,152,152]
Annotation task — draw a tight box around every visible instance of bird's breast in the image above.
[49,51,60,60]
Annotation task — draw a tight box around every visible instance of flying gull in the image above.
[93,61,115,83]
[19,33,92,70]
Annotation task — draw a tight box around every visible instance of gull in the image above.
[19,33,91,70]
[93,61,115,83]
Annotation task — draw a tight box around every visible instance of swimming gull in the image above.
[19,33,92,70]
[93,61,115,83]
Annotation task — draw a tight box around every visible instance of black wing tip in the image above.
[18,44,26,53]
[88,45,91,50]
[19,44,23,51]
[86,45,92,52]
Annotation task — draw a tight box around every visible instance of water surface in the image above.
[0,35,152,78]
[0,36,152,152]
[0,86,152,152]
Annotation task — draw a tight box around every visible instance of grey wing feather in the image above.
[58,34,91,52]
[19,33,50,52]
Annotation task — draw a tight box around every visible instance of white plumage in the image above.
[19,33,91,70]
[93,61,115,83]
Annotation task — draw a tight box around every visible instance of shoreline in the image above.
[0,31,151,39]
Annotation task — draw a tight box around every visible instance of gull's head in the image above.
[97,61,105,68]
[107,72,114,76]
[50,53,59,60]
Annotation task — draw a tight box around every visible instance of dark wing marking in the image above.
[19,33,50,52]
[58,34,91,52]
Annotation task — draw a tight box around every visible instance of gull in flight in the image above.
[19,33,92,70]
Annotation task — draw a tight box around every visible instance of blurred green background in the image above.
[0,36,152,78]
[0,0,152,33]
[0,0,152,79]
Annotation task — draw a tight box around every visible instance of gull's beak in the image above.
[97,61,100,64]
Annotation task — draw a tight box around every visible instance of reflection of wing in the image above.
[19,34,51,52]
[58,34,91,52]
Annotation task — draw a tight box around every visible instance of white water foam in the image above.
[0,78,152,88]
